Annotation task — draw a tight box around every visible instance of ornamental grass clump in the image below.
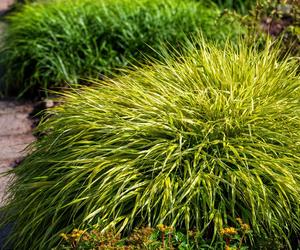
[0,0,244,97]
[1,39,300,249]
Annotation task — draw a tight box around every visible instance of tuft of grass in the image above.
[0,0,244,97]
[1,38,300,249]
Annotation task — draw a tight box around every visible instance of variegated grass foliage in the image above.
[1,39,300,249]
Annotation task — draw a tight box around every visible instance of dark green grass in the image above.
[1,39,299,249]
[0,0,244,97]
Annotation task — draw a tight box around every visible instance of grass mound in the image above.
[0,0,243,97]
[1,39,300,249]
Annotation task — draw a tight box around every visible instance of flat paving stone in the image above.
[0,162,13,207]
[0,101,35,207]
[0,113,33,136]
[0,134,34,161]
[0,102,33,114]
[0,0,14,12]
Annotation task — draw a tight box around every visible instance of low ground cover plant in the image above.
[232,0,300,57]
[254,0,300,56]
[0,0,244,97]
[55,219,251,249]
[1,38,299,249]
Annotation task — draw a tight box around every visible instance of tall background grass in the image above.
[0,0,244,97]
[1,39,299,249]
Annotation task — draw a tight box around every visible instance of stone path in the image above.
[0,0,35,208]
[0,1,36,248]
[0,0,14,14]
[0,101,35,249]
[0,101,35,206]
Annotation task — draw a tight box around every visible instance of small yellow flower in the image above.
[157,224,166,232]
[82,235,90,241]
[60,233,68,241]
[241,223,250,231]
[165,226,174,232]
[220,227,237,236]
[236,217,243,225]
